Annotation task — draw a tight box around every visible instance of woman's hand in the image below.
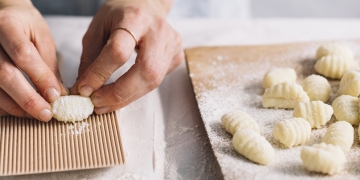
[71,0,184,114]
[0,0,68,121]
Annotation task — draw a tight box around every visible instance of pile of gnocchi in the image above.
[221,43,360,175]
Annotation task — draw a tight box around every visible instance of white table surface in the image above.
[2,17,360,180]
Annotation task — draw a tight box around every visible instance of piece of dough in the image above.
[262,82,310,109]
[314,55,358,79]
[273,118,311,148]
[332,95,360,125]
[337,70,360,97]
[316,43,354,60]
[302,74,331,102]
[322,121,354,153]
[232,129,274,165]
[221,110,260,135]
[293,101,333,128]
[301,143,346,175]
[262,68,297,89]
[51,95,94,122]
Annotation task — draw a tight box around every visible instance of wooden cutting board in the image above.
[185,40,360,179]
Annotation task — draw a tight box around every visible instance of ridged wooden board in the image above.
[0,111,124,176]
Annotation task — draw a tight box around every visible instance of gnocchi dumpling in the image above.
[51,95,94,122]
[316,43,354,59]
[337,70,360,97]
[322,121,354,153]
[293,101,333,128]
[301,143,346,175]
[302,74,331,102]
[221,110,260,135]
[262,68,297,89]
[232,129,274,165]
[314,55,358,79]
[273,118,311,148]
[262,82,310,109]
[332,95,359,125]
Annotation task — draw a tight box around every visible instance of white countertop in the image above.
[2,17,360,180]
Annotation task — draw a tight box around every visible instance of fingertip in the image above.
[38,109,53,122]
[95,106,110,115]
[44,88,60,103]
[91,95,105,107]
[79,85,93,97]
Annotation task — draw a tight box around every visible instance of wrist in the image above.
[106,0,173,17]
[0,0,33,9]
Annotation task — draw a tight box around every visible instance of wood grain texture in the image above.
[185,40,360,179]
[0,111,124,176]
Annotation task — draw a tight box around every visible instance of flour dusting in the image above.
[189,41,360,179]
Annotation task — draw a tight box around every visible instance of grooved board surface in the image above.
[0,111,124,176]
[185,40,360,179]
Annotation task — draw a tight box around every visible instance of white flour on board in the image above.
[191,41,360,179]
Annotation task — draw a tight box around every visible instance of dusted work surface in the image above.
[185,41,360,179]
[2,17,360,179]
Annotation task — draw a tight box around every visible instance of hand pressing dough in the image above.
[232,129,274,165]
[337,70,360,97]
[332,95,360,125]
[262,82,310,109]
[293,101,333,129]
[314,55,358,79]
[273,118,311,148]
[221,110,260,135]
[51,95,94,122]
[322,121,354,153]
[302,74,331,102]
[316,43,354,59]
[262,68,297,89]
[301,143,346,175]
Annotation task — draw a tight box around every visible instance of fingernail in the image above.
[95,106,110,114]
[38,109,52,122]
[45,88,60,103]
[92,96,104,107]
[79,85,93,97]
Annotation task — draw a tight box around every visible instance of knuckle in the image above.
[140,63,163,89]
[91,62,113,83]
[0,61,16,86]
[22,95,39,112]
[106,42,128,65]
[12,42,33,61]
[111,84,130,105]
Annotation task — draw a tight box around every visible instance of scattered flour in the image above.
[191,41,360,179]
[67,122,90,135]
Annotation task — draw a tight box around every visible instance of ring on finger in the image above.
[114,27,138,46]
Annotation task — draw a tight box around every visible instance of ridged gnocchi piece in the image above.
[262,82,310,109]
[338,70,360,97]
[301,143,346,175]
[293,101,333,128]
[221,110,260,135]
[262,68,297,89]
[314,55,358,79]
[322,121,354,153]
[302,74,331,102]
[273,118,311,148]
[232,129,274,165]
[332,95,359,125]
[316,43,354,59]
[51,95,94,122]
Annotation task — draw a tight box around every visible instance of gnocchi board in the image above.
[0,112,124,176]
[185,40,360,180]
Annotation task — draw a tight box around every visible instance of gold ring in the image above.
[115,27,138,46]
